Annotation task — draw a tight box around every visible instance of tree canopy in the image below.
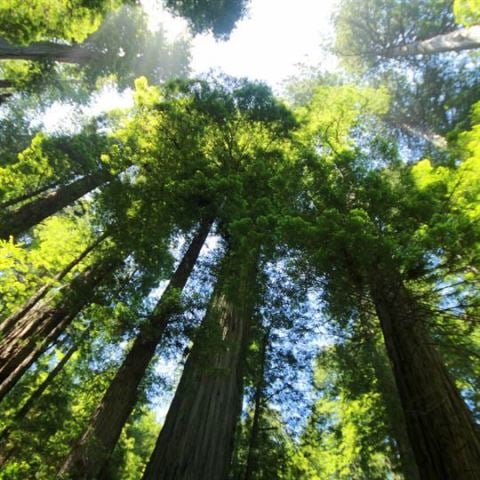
[0,0,479,478]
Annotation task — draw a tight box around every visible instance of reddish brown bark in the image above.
[141,244,259,480]
[369,340,420,479]
[0,256,119,401]
[370,271,480,479]
[57,221,212,479]
[0,171,112,240]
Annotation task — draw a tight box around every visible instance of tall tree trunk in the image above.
[0,233,106,336]
[369,340,420,480]
[0,170,112,240]
[0,256,119,402]
[243,330,269,480]
[382,25,480,57]
[141,243,260,480]
[0,38,95,64]
[0,182,59,209]
[57,220,212,480]
[369,269,480,479]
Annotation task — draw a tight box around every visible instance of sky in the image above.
[42,0,338,132]
[144,0,338,89]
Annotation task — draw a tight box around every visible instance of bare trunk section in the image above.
[142,244,260,480]
[370,270,480,478]
[0,233,106,336]
[392,121,447,149]
[243,330,269,480]
[0,256,119,402]
[0,182,60,209]
[0,38,95,64]
[0,170,112,240]
[369,340,420,480]
[58,220,212,479]
[382,25,480,57]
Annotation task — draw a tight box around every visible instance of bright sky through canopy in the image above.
[144,0,338,89]
[42,0,338,132]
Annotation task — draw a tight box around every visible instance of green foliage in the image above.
[103,410,160,480]
[289,337,410,480]
[0,215,92,318]
[0,0,124,44]
[0,4,479,474]
[0,4,192,104]
[165,0,249,39]
[81,6,191,89]
[232,408,296,480]
[334,0,455,69]
[295,84,389,153]
[0,119,112,206]
[454,0,480,25]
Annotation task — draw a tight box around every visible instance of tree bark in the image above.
[243,330,269,480]
[0,170,112,240]
[369,340,420,480]
[141,243,260,480]
[0,38,95,64]
[0,256,119,402]
[0,182,59,209]
[0,233,106,336]
[57,220,212,480]
[369,269,480,479]
[382,25,480,57]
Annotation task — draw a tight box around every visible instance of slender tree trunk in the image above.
[7,335,81,426]
[0,38,95,64]
[0,233,106,336]
[57,220,212,480]
[369,269,480,479]
[382,25,480,57]
[0,329,88,464]
[142,243,260,480]
[0,79,13,88]
[391,120,447,149]
[0,256,119,402]
[0,170,112,240]
[0,182,59,209]
[369,340,420,480]
[243,330,269,480]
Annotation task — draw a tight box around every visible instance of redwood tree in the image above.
[142,241,260,480]
[58,219,212,478]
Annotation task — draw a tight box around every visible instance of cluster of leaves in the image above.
[0,0,125,44]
